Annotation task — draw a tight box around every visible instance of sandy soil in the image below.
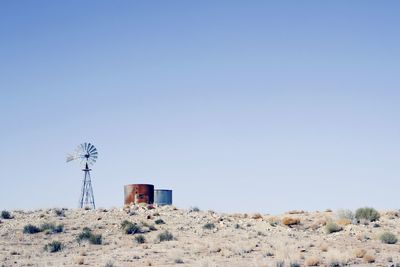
[1,206,400,267]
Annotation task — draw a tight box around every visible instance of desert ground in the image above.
[1,205,400,267]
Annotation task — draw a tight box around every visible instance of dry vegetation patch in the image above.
[282,217,300,227]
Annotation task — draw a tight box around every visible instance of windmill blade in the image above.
[88,144,96,153]
[81,143,86,152]
[66,154,77,162]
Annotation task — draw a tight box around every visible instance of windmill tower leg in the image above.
[80,164,96,209]
[79,171,87,208]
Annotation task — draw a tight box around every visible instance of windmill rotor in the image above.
[67,142,98,166]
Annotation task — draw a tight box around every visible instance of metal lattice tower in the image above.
[67,143,98,209]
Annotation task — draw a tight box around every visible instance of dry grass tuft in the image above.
[75,257,84,265]
[336,219,352,226]
[305,256,320,266]
[251,213,263,219]
[363,254,375,263]
[268,216,280,226]
[319,243,328,252]
[354,248,366,258]
[282,217,300,227]
[287,210,305,214]
[325,222,342,234]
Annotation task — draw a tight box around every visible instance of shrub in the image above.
[1,210,12,219]
[325,222,342,234]
[44,241,62,253]
[54,224,64,233]
[355,207,380,222]
[77,228,93,242]
[276,261,285,267]
[174,258,184,264]
[290,263,301,267]
[40,223,55,231]
[105,261,115,267]
[122,221,141,235]
[148,225,157,231]
[282,217,300,227]
[121,220,131,229]
[336,209,354,221]
[40,223,64,233]
[158,230,174,242]
[54,209,65,217]
[328,260,341,267]
[155,219,165,225]
[203,223,215,230]
[190,207,200,212]
[23,224,41,234]
[135,234,146,244]
[89,234,102,245]
[380,232,398,244]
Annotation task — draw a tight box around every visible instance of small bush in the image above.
[276,261,285,267]
[54,209,65,217]
[77,228,101,245]
[89,234,102,245]
[23,224,41,234]
[122,221,141,235]
[282,217,300,227]
[44,241,62,253]
[328,259,342,267]
[290,263,300,267]
[190,207,200,212]
[355,207,380,222]
[134,234,146,244]
[148,225,157,231]
[174,258,184,264]
[40,223,64,233]
[105,261,115,267]
[336,209,354,221]
[155,219,165,225]
[1,210,12,219]
[158,230,174,242]
[203,223,215,230]
[40,223,55,231]
[325,222,342,234]
[121,220,131,229]
[54,224,64,233]
[77,228,93,242]
[380,232,398,244]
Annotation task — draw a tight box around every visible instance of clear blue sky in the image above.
[1,1,399,214]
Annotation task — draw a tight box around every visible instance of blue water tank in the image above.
[154,189,172,205]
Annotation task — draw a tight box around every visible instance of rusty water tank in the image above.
[124,184,154,205]
[154,189,173,205]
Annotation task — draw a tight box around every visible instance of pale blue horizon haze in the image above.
[0,1,399,214]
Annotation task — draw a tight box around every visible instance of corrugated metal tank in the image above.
[154,189,173,205]
[124,184,154,205]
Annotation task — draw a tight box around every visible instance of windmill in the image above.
[66,142,98,209]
